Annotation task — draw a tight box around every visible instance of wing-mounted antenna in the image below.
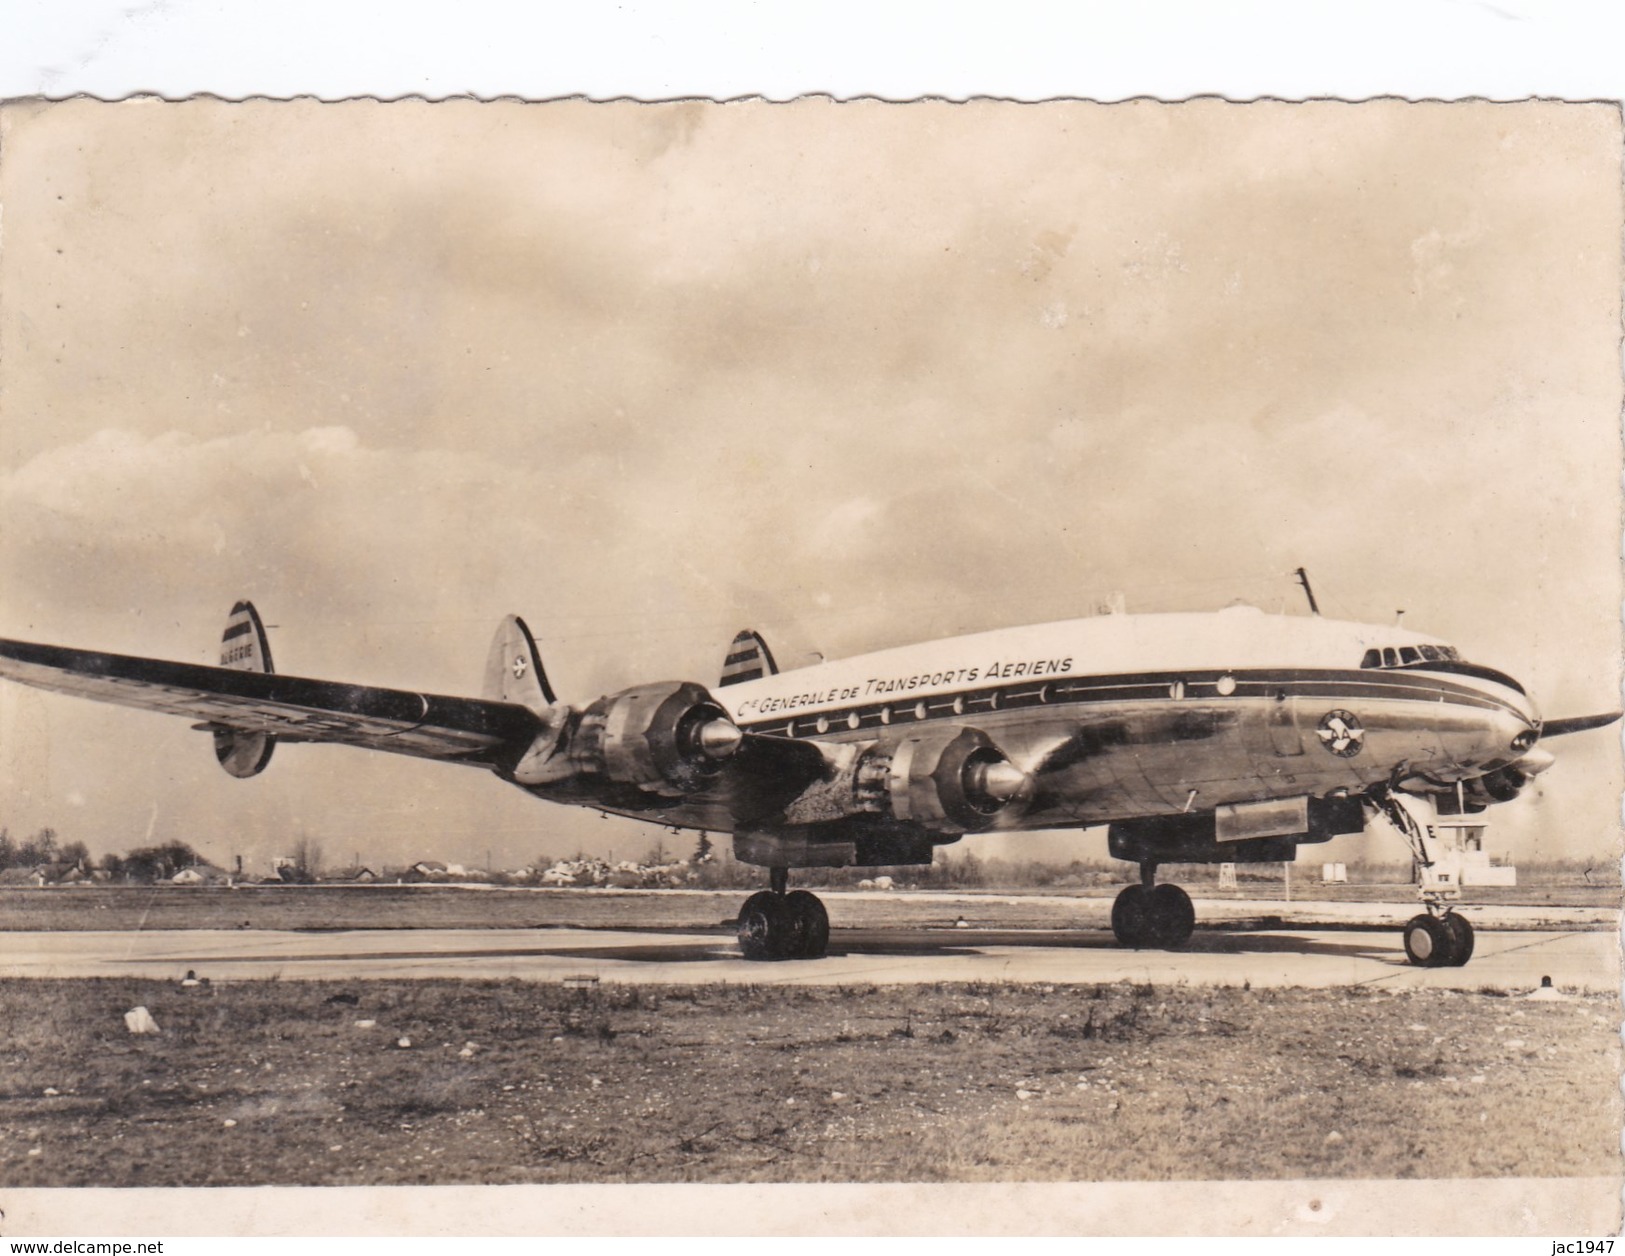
[213,601,277,777]
[719,628,779,687]
[483,615,556,710]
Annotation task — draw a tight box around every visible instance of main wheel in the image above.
[1441,912,1475,966]
[737,890,791,960]
[1149,884,1195,948]
[1402,913,1453,967]
[1111,884,1154,948]
[784,890,830,959]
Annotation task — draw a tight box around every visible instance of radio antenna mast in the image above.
[1293,567,1321,616]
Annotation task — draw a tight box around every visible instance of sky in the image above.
[0,98,1619,876]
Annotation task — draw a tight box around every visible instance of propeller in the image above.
[1539,712,1621,739]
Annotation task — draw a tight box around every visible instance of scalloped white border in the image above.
[1,7,1620,1250]
[3,0,1624,103]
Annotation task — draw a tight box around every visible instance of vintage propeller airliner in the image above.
[0,596,1614,967]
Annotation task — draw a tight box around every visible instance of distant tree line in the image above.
[0,826,203,883]
[101,841,203,883]
[0,827,89,872]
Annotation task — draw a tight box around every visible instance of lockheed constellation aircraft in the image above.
[0,595,1614,966]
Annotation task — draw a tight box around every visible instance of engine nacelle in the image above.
[857,727,1032,834]
[570,681,740,795]
[1427,749,1554,813]
[1460,761,1534,807]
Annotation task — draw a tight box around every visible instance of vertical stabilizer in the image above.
[220,601,275,673]
[484,614,556,710]
[215,601,276,777]
[719,628,779,687]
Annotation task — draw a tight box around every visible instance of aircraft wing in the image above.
[0,637,545,765]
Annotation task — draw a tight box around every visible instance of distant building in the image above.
[172,864,231,886]
[322,866,377,884]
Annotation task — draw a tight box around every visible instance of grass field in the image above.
[0,977,1616,1186]
[0,882,1616,934]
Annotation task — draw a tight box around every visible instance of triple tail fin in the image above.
[220,600,275,673]
[719,628,779,687]
[484,615,556,710]
[214,600,276,777]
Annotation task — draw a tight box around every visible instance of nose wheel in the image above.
[1111,878,1195,949]
[1403,910,1474,967]
[736,873,829,960]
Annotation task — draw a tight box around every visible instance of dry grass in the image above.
[0,978,1616,1186]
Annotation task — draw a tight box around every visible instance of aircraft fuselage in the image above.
[715,605,1536,832]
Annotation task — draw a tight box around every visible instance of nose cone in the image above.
[977,760,1031,801]
[1512,747,1556,776]
[696,718,744,759]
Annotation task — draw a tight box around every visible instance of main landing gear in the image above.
[736,866,830,960]
[1110,862,1195,949]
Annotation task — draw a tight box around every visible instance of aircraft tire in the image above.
[1111,885,1153,948]
[1442,912,1475,966]
[785,890,829,959]
[1402,913,1453,967]
[738,890,792,960]
[1149,884,1195,948]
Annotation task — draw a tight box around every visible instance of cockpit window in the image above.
[1361,642,1463,668]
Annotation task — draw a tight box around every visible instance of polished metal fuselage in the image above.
[715,607,1536,832]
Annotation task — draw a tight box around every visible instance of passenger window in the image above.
[1360,649,1380,669]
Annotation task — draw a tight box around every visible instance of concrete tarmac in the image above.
[2,921,1615,991]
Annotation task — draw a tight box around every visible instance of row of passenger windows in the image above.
[1360,644,1461,668]
[761,676,1221,738]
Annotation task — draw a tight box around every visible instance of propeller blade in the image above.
[1541,712,1621,738]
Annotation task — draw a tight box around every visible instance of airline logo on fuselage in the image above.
[1316,709,1365,757]
[736,657,1074,717]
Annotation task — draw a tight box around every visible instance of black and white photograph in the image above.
[0,64,1620,1241]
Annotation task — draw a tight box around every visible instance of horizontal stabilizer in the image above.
[0,636,545,767]
[719,628,779,688]
[1542,711,1621,738]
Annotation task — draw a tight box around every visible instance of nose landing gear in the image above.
[736,867,830,960]
[1111,862,1195,949]
[1377,789,1477,967]
[1402,908,1475,967]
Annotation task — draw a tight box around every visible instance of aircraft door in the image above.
[1266,691,1305,756]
